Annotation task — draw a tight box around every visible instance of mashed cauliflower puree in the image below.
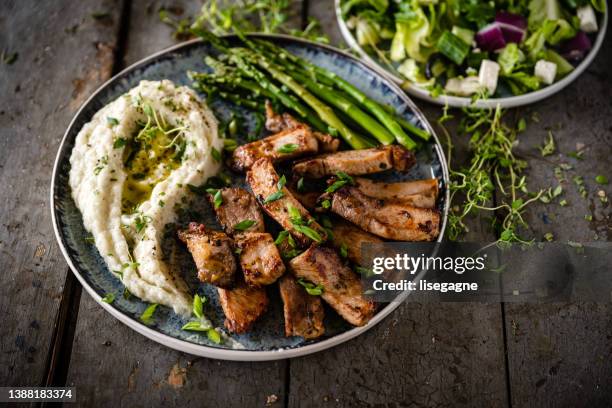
[69,80,222,316]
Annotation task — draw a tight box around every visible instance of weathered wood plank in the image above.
[503,23,612,407]
[67,296,286,407]
[0,0,123,387]
[288,3,509,407]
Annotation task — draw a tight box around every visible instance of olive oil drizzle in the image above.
[121,100,188,213]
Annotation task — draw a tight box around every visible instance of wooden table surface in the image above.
[1,0,611,406]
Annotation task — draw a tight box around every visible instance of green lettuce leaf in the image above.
[391,2,435,63]
[498,43,526,75]
[504,72,542,95]
[528,0,562,29]
[545,49,574,77]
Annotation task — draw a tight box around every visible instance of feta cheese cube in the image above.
[535,60,557,85]
[577,5,598,33]
[478,60,500,95]
[444,77,481,96]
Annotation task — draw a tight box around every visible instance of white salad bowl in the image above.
[335,0,608,109]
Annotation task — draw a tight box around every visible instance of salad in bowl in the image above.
[337,0,607,107]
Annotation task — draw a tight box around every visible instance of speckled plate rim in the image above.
[335,0,609,109]
[50,34,449,361]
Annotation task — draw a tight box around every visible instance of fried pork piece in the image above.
[177,223,237,288]
[217,278,269,333]
[330,218,383,265]
[230,125,319,172]
[235,232,286,286]
[352,177,439,209]
[265,101,339,153]
[292,145,416,179]
[289,246,375,326]
[209,188,265,235]
[210,187,285,286]
[247,158,327,247]
[287,186,320,210]
[327,186,440,241]
[279,274,325,339]
[312,131,340,153]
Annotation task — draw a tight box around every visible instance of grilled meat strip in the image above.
[265,100,295,133]
[210,187,285,286]
[352,177,438,209]
[247,158,327,247]
[278,274,325,339]
[287,186,319,210]
[235,232,286,286]
[230,125,319,172]
[326,186,440,241]
[178,223,237,288]
[265,101,338,153]
[289,246,375,326]
[217,277,269,333]
[209,187,265,235]
[330,218,383,266]
[292,145,415,179]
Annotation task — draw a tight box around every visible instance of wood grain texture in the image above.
[289,303,507,407]
[0,0,123,387]
[67,296,286,407]
[503,23,612,408]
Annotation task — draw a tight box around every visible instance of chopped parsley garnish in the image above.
[355,266,375,278]
[567,151,584,160]
[264,191,284,204]
[2,51,18,65]
[139,303,158,325]
[321,199,331,209]
[325,172,354,193]
[211,146,222,162]
[134,212,152,233]
[101,293,115,304]
[113,137,126,149]
[212,189,223,209]
[277,143,299,154]
[181,321,209,332]
[595,175,608,185]
[181,321,222,344]
[263,175,287,204]
[223,139,238,152]
[539,132,555,157]
[287,204,323,243]
[233,219,256,231]
[275,230,297,248]
[159,200,165,207]
[296,177,305,192]
[297,279,324,296]
[193,294,206,319]
[339,244,348,259]
[207,328,222,344]
[123,287,132,300]
[107,117,120,127]
[93,155,108,175]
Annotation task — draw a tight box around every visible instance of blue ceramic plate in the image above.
[51,34,449,361]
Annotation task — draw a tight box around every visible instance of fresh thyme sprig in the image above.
[439,102,544,244]
[159,0,329,43]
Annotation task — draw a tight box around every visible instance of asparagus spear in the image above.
[234,48,373,149]
[289,70,395,145]
[244,38,420,149]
